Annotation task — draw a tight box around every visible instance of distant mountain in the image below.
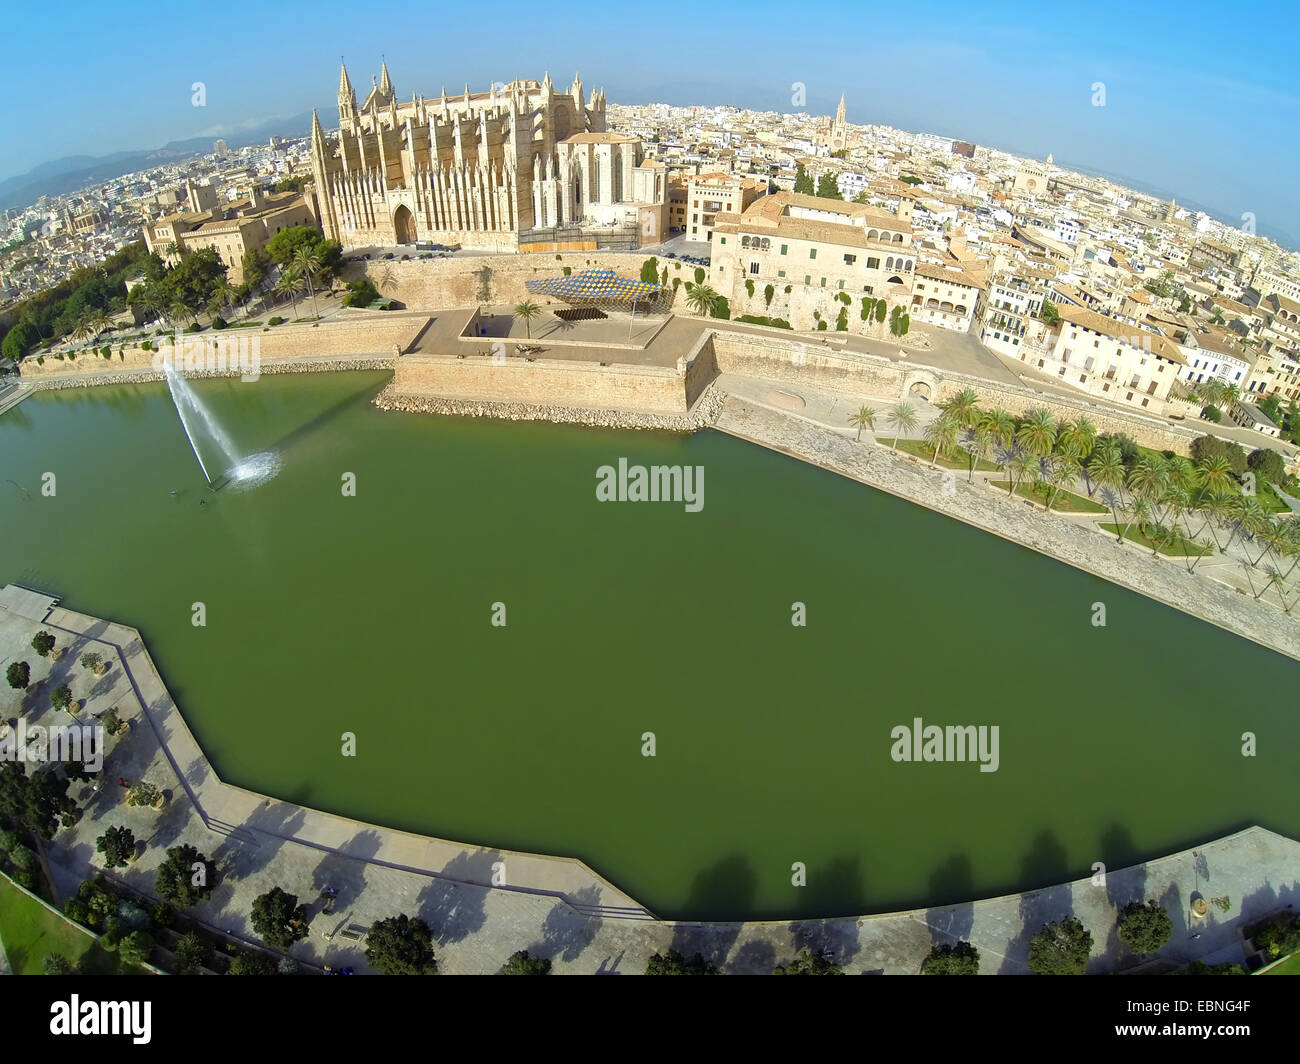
[0,111,316,214]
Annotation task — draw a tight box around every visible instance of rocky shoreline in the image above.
[25,355,394,391]
[373,380,728,432]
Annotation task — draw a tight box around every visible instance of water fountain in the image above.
[161,361,280,491]
[161,361,241,483]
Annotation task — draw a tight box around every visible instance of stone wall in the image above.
[390,355,690,415]
[346,252,661,310]
[707,329,1204,455]
[19,311,429,382]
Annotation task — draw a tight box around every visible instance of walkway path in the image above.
[2,588,1297,973]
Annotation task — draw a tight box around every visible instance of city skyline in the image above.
[6,0,1298,248]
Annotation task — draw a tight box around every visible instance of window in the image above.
[820,277,826,287]
[720,237,726,245]
[868,257,880,269]
[837,280,845,290]
[778,270,786,278]
[780,244,788,255]
[804,275,811,285]
[749,262,759,275]
[844,254,856,265]
[809,248,817,259]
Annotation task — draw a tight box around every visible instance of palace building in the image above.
[310,62,664,251]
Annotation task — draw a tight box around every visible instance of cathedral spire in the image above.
[311,108,324,142]
[338,60,354,101]
[836,93,846,123]
[379,57,393,98]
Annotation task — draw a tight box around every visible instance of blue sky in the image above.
[7,0,1298,244]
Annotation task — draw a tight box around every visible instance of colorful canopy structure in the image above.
[525,269,670,311]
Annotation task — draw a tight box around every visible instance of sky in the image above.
[6,0,1298,245]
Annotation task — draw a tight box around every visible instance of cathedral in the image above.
[310,62,660,250]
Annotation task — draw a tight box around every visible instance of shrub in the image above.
[140,340,152,351]
[63,898,93,929]
[229,951,278,975]
[817,320,827,331]
[1201,404,1222,422]
[1117,900,1174,953]
[51,684,73,711]
[152,902,176,928]
[6,660,30,689]
[645,948,718,975]
[710,296,730,320]
[211,316,228,330]
[31,631,55,657]
[694,267,705,284]
[1247,448,1286,485]
[102,708,122,735]
[125,781,161,808]
[341,280,379,308]
[118,931,154,967]
[267,316,285,326]
[921,941,980,975]
[1190,435,1247,475]
[174,931,211,973]
[500,949,552,975]
[43,953,76,975]
[96,826,136,868]
[80,652,103,672]
[1028,917,1093,974]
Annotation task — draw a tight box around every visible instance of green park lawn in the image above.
[892,438,999,472]
[1261,951,1300,975]
[990,480,1109,514]
[1099,523,1212,557]
[0,876,128,975]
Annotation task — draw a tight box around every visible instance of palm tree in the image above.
[923,414,959,467]
[1046,456,1081,511]
[213,280,237,321]
[959,426,988,482]
[977,407,1015,449]
[1100,486,1125,540]
[847,406,876,442]
[70,318,94,347]
[1086,444,1125,500]
[169,300,191,328]
[291,247,324,318]
[1008,447,1036,499]
[1197,456,1235,497]
[91,309,114,338]
[1016,407,1057,458]
[514,300,541,339]
[1198,379,1226,408]
[684,283,720,317]
[884,401,918,452]
[1124,495,1153,543]
[1127,457,1169,517]
[1221,382,1240,409]
[939,388,980,428]
[275,271,304,316]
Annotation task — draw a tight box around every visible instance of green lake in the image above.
[1,371,1296,920]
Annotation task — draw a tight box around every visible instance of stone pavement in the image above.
[2,589,1298,973]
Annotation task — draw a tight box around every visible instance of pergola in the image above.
[525,269,671,314]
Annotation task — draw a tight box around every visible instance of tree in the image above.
[125,780,161,808]
[1117,900,1174,954]
[6,661,29,689]
[229,951,279,975]
[0,761,78,839]
[290,246,325,318]
[639,257,659,284]
[79,652,103,673]
[1027,917,1093,974]
[364,914,438,974]
[341,279,378,308]
[51,684,73,712]
[274,270,304,315]
[241,247,271,290]
[266,224,327,266]
[174,930,211,974]
[1190,435,1246,475]
[645,948,718,975]
[1247,448,1286,485]
[513,300,541,339]
[154,844,215,908]
[884,401,918,451]
[43,953,77,974]
[815,171,843,200]
[500,950,552,975]
[847,405,876,442]
[31,631,55,657]
[921,941,980,974]
[793,164,814,195]
[1016,408,1058,457]
[251,887,309,951]
[923,414,959,467]
[939,388,980,428]
[95,826,136,868]
[773,949,843,975]
[685,283,720,317]
[1040,300,1060,326]
[118,931,154,968]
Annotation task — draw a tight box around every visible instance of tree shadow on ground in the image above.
[415,849,500,945]
[1096,822,1146,969]
[308,830,384,914]
[526,885,604,965]
[924,852,975,960]
[785,854,864,969]
[667,854,757,970]
[998,829,1073,974]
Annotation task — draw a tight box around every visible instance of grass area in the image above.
[220,320,263,329]
[1261,952,1300,975]
[990,480,1109,514]
[0,875,129,975]
[892,438,999,472]
[1099,523,1212,557]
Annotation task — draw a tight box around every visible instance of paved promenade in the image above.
[712,388,1300,661]
[2,588,1298,973]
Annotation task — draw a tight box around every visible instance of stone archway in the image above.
[902,369,938,402]
[392,204,415,245]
